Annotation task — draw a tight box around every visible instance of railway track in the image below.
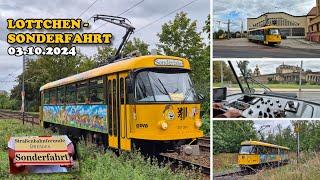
[198,137,210,152]
[0,109,39,125]
[213,168,252,178]
[159,137,211,176]
[159,153,210,175]
[214,163,289,179]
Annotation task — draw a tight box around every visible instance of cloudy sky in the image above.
[254,120,292,134]
[213,0,316,32]
[0,0,209,92]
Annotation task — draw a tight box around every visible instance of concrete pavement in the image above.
[213,38,320,58]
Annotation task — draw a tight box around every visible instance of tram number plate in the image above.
[136,124,148,128]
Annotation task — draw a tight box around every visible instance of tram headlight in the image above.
[195,120,202,129]
[159,121,168,130]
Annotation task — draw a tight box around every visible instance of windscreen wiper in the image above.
[157,78,172,101]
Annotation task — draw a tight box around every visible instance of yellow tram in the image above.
[248,26,281,45]
[238,140,289,169]
[39,55,203,153]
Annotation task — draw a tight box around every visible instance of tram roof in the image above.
[241,140,290,150]
[40,55,190,91]
[248,25,279,31]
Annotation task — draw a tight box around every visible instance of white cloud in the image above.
[213,0,316,31]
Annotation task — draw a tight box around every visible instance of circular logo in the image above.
[167,111,175,120]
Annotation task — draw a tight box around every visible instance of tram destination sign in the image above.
[154,59,184,67]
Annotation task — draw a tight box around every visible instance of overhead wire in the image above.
[77,0,100,19]
[90,0,145,33]
[135,0,200,33]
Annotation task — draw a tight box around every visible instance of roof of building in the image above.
[308,7,317,16]
[247,12,307,19]
[247,25,279,31]
[241,140,290,150]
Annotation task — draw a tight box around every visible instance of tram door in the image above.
[107,73,131,150]
[108,74,118,149]
[119,72,131,151]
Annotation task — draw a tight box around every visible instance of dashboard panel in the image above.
[220,93,320,118]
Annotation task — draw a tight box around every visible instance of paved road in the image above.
[213,38,320,58]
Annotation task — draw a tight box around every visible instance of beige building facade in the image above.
[252,64,320,84]
[247,12,308,37]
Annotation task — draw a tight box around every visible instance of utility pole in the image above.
[299,61,303,92]
[21,55,25,124]
[220,61,224,85]
[241,20,243,38]
[294,122,300,164]
[227,19,230,40]
[264,14,268,26]
[297,123,300,164]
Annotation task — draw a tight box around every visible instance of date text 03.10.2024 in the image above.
[7,46,76,56]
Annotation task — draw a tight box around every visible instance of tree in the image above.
[213,121,257,154]
[238,61,250,77]
[10,51,95,112]
[94,46,117,65]
[122,37,150,56]
[0,94,16,109]
[203,14,210,39]
[213,29,225,39]
[212,61,235,83]
[157,12,204,58]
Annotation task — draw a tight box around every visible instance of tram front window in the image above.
[135,70,198,102]
[239,146,256,154]
[269,29,280,35]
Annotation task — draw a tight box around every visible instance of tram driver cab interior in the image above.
[212,61,320,118]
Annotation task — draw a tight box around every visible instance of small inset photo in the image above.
[213,120,317,179]
[8,135,78,174]
[213,0,320,58]
[213,60,320,119]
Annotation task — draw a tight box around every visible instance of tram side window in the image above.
[113,79,117,136]
[89,77,104,104]
[77,81,89,103]
[57,86,65,104]
[261,146,268,154]
[44,90,50,105]
[120,78,125,104]
[107,80,112,135]
[50,88,57,104]
[66,84,77,104]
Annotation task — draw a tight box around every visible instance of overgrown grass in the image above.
[213,153,238,173]
[0,119,201,179]
[244,152,320,180]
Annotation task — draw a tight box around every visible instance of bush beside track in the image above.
[0,119,202,179]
